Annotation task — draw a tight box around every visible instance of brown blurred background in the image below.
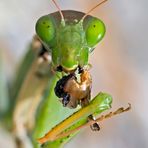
[0,0,148,147]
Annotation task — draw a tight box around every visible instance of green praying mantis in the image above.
[12,0,131,147]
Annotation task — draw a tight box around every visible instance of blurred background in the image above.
[0,0,148,147]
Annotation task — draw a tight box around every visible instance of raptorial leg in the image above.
[81,97,100,131]
[96,103,131,122]
[53,104,131,141]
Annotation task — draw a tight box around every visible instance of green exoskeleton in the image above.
[12,0,131,147]
[35,0,107,136]
[35,0,107,105]
[36,0,106,103]
[33,0,131,145]
[36,1,106,73]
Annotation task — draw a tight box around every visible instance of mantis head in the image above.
[36,0,107,72]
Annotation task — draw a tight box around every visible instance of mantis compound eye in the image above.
[35,15,56,49]
[84,18,106,50]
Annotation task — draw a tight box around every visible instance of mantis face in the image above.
[36,11,105,73]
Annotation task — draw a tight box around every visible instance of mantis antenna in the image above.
[51,0,65,25]
[81,0,108,21]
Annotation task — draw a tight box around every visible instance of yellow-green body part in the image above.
[33,10,106,148]
[36,10,105,72]
[38,92,112,143]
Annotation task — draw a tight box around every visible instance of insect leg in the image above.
[54,104,131,141]
[81,97,100,131]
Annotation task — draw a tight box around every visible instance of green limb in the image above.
[38,92,112,147]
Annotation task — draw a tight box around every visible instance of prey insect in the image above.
[35,0,131,145]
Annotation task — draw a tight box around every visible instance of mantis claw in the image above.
[55,103,131,141]
[90,122,100,131]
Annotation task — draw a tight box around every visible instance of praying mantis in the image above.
[12,0,131,148]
